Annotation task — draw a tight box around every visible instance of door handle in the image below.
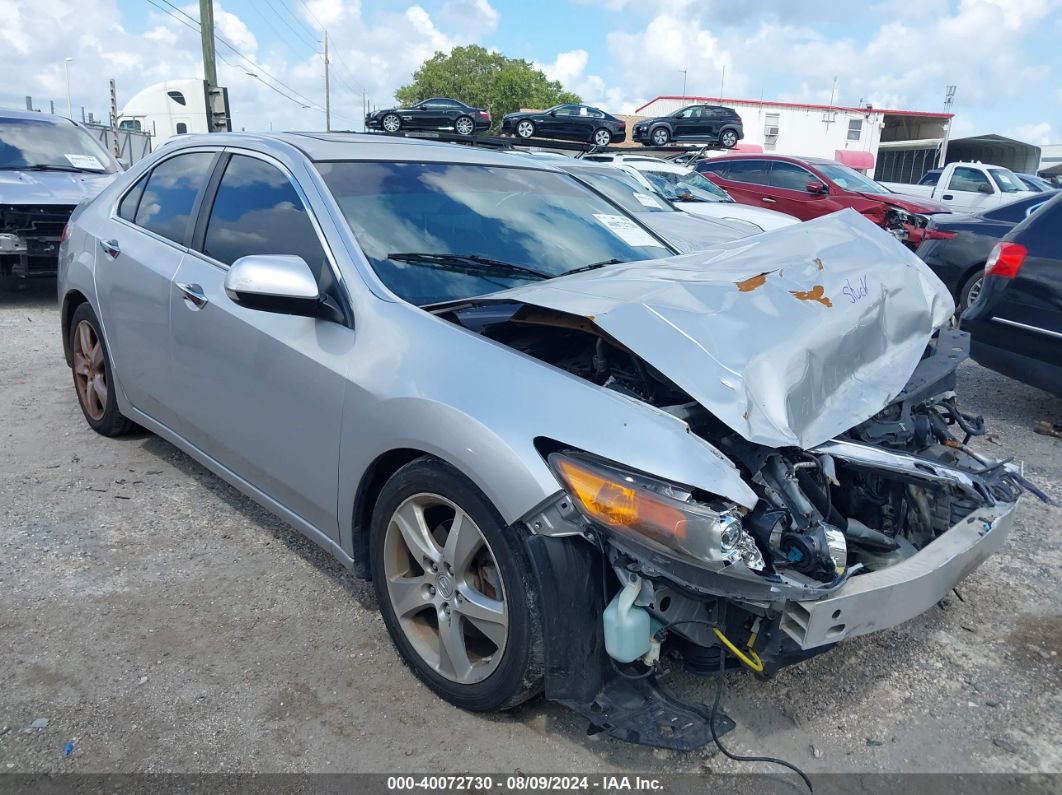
[942,194,954,200]
[99,238,120,258]
[177,282,209,310]
[761,197,777,204]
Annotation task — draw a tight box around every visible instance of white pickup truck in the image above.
[880,162,1037,214]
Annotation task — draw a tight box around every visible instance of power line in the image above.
[292,0,325,32]
[264,0,320,50]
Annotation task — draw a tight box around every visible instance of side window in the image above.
[769,161,816,191]
[724,160,770,185]
[118,173,148,222]
[133,151,215,244]
[202,154,330,286]
[948,167,991,193]
[175,123,188,135]
[553,106,576,117]
[698,160,728,177]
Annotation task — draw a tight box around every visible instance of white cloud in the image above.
[1006,122,1056,145]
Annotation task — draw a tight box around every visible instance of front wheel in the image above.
[515,120,535,139]
[591,128,612,147]
[719,129,739,148]
[381,113,401,133]
[454,116,475,136]
[370,458,543,712]
[68,303,136,437]
[650,127,670,146]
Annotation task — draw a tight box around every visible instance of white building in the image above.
[634,95,953,176]
[117,79,217,140]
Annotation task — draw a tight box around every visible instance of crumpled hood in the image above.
[486,210,955,449]
[861,191,950,215]
[0,169,116,205]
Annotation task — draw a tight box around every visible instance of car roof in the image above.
[705,152,835,166]
[160,131,568,170]
[0,108,78,125]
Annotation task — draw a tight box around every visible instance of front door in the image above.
[941,166,995,213]
[764,161,841,220]
[168,152,352,538]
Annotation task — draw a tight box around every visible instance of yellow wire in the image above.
[713,627,765,672]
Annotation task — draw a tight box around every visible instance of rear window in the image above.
[718,160,770,186]
[133,152,214,244]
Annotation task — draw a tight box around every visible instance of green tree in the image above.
[395,45,581,131]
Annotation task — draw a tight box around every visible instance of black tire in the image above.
[68,302,136,437]
[381,113,401,134]
[454,115,475,136]
[958,270,985,314]
[370,457,544,712]
[719,128,739,148]
[515,119,536,139]
[591,128,612,147]
[650,126,670,146]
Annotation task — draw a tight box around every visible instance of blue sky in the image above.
[3,0,1059,142]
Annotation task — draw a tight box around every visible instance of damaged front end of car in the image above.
[434,211,1045,750]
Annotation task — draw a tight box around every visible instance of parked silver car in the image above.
[58,133,1040,749]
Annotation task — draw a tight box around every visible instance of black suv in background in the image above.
[961,191,1062,396]
[365,98,491,136]
[633,104,743,148]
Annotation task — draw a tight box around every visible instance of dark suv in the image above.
[632,105,743,148]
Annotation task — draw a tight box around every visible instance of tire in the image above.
[719,129,739,148]
[68,303,136,437]
[959,271,985,314]
[515,119,535,139]
[650,127,670,146]
[454,116,475,136]
[370,457,543,712]
[381,113,401,133]
[591,128,612,147]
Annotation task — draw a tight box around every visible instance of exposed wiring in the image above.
[712,627,764,673]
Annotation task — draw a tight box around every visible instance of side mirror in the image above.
[806,181,827,194]
[225,255,339,321]
[977,183,993,194]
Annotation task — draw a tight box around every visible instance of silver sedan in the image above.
[58,133,1038,749]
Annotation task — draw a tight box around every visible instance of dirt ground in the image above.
[2,281,1061,779]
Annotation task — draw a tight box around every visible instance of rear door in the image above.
[705,158,772,206]
[940,166,995,213]
[94,149,218,426]
[167,150,353,537]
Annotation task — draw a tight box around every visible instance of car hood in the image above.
[477,210,954,449]
[637,211,751,253]
[678,201,799,231]
[0,169,117,205]
[864,191,950,214]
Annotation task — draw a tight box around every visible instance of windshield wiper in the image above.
[0,164,99,173]
[387,252,551,281]
[563,258,624,276]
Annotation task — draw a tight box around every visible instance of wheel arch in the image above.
[61,289,91,366]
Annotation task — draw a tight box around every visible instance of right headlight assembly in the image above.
[548,452,763,570]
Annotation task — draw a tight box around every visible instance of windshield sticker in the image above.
[632,192,661,208]
[592,214,659,247]
[65,154,103,170]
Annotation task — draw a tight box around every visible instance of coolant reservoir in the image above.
[603,577,653,663]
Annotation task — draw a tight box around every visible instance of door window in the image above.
[723,159,770,185]
[118,173,148,221]
[202,154,330,285]
[133,151,215,244]
[948,167,991,193]
[769,162,816,191]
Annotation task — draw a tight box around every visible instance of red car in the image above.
[697,154,951,247]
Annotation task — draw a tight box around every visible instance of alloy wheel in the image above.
[382,114,401,133]
[651,128,669,146]
[382,493,509,685]
[721,130,738,148]
[516,120,534,139]
[455,117,474,136]
[593,128,612,146]
[965,276,984,310]
[72,319,107,422]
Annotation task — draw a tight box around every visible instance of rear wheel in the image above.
[454,116,475,136]
[959,271,985,314]
[719,129,739,148]
[68,303,135,437]
[370,458,543,712]
[591,128,612,147]
[382,113,401,133]
[650,127,670,146]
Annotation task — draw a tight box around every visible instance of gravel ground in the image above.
[1,281,1060,779]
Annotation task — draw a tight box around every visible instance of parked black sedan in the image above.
[961,191,1062,396]
[365,98,491,136]
[500,104,626,146]
[916,191,1057,314]
[632,104,743,148]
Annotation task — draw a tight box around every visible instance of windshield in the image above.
[642,169,733,203]
[0,118,117,173]
[989,168,1026,194]
[565,168,674,214]
[317,162,672,306]
[815,162,888,194]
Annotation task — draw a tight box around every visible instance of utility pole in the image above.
[199,0,218,88]
[64,57,73,118]
[362,90,367,131]
[324,31,331,131]
[939,84,957,168]
[680,69,687,98]
[719,65,725,98]
[109,79,120,159]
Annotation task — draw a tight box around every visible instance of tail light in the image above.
[923,228,957,240]
[984,242,1027,279]
[479,110,490,119]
